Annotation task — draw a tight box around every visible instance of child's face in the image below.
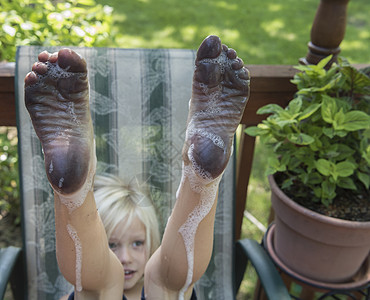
[109,216,149,291]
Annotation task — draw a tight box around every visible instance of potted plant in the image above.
[246,56,370,283]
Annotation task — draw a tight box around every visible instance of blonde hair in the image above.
[94,174,160,256]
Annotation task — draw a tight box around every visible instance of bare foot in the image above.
[183,35,250,180]
[25,49,95,196]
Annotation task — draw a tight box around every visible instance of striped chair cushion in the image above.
[16,46,235,300]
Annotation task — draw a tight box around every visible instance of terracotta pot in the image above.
[269,175,370,283]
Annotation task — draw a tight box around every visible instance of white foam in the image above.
[29,62,85,92]
[195,128,224,149]
[199,51,229,75]
[45,61,82,80]
[187,144,212,181]
[58,177,64,188]
[66,224,83,292]
[177,161,222,300]
[66,102,80,124]
[186,118,225,151]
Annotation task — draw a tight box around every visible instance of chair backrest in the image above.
[16,46,235,300]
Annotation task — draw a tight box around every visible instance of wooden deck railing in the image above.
[0,62,16,127]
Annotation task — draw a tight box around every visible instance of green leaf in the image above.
[256,104,284,115]
[287,133,314,145]
[294,64,312,73]
[321,179,336,205]
[275,119,297,128]
[298,103,321,121]
[287,97,302,115]
[342,111,370,131]
[281,177,294,189]
[281,154,291,169]
[307,73,342,94]
[336,161,356,177]
[304,172,322,185]
[313,186,322,199]
[334,144,355,161]
[267,156,286,174]
[322,127,335,138]
[317,55,333,70]
[323,144,340,159]
[321,95,337,124]
[315,159,332,176]
[357,171,370,189]
[341,65,370,94]
[362,143,370,164]
[335,130,348,137]
[308,135,323,151]
[244,126,260,136]
[333,108,346,130]
[337,177,357,190]
[77,0,95,5]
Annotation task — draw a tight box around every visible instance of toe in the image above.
[38,51,50,62]
[197,35,222,61]
[49,52,58,63]
[227,48,237,59]
[231,58,244,70]
[57,48,87,73]
[32,62,48,75]
[194,62,222,86]
[238,67,250,80]
[24,71,38,86]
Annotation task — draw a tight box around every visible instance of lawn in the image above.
[96,0,370,65]
[92,0,369,298]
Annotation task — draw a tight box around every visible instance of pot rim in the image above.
[268,174,370,229]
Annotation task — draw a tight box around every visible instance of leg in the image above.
[24,50,124,298]
[145,35,250,299]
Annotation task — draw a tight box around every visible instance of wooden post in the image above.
[0,62,16,126]
[300,0,350,66]
[234,65,297,240]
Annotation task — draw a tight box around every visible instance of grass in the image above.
[92,0,369,298]
[236,138,271,299]
[96,0,370,65]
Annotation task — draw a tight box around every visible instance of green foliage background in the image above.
[0,0,115,221]
[0,0,114,61]
[0,128,19,222]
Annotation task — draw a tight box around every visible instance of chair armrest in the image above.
[0,246,22,300]
[235,239,290,300]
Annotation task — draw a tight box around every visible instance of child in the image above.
[60,174,162,300]
[24,35,250,299]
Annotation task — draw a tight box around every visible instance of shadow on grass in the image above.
[97,0,369,65]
